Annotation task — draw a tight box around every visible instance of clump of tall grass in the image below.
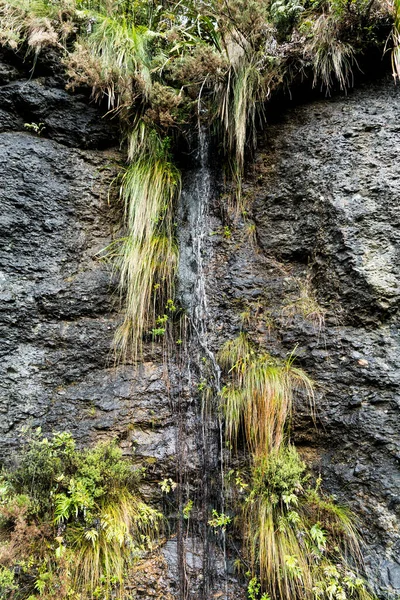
[240,446,370,600]
[219,333,314,456]
[111,124,181,362]
[0,430,163,599]
[305,12,357,92]
[219,336,373,600]
[67,492,161,597]
[214,54,266,193]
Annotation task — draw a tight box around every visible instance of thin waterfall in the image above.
[177,127,228,599]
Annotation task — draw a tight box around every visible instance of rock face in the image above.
[191,75,400,596]
[1,48,400,598]
[0,57,181,476]
[0,53,236,600]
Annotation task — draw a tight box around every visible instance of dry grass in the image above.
[66,13,153,109]
[213,52,269,197]
[0,0,60,53]
[305,12,357,92]
[68,492,162,598]
[282,276,326,331]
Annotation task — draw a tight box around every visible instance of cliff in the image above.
[0,48,399,597]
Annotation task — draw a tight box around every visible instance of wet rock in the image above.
[0,78,118,148]
[2,50,400,599]
[0,64,183,476]
[196,74,400,595]
[127,550,175,599]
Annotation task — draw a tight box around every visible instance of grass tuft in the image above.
[67,13,153,109]
[219,334,314,456]
[305,12,357,92]
[68,492,162,597]
[219,336,373,600]
[282,276,326,331]
[241,446,368,599]
[0,0,60,53]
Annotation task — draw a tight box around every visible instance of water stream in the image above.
[177,128,228,599]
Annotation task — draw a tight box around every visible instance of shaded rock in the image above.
[0,78,119,148]
[192,74,400,595]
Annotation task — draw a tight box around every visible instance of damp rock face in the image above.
[195,75,400,596]
[1,47,400,599]
[0,58,181,474]
[0,54,222,600]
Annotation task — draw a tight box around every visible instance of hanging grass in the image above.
[218,333,314,456]
[67,492,162,598]
[215,55,265,185]
[0,0,61,53]
[306,13,357,93]
[110,125,181,362]
[66,11,154,109]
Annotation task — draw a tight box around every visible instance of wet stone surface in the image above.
[0,63,183,473]
[194,75,400,596]
[1,51,400,598]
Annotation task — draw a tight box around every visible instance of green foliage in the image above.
[248,575,271,600]
[208,509,231,530]
[250,445,306,500]
[270,0,304,37]
[158,478,177,494]
[24,122,46,136]
[240,446,373,600]
[0,430,163,599]
[183,499,193,519]
[150,327,166,337]
[0,566,16,599]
